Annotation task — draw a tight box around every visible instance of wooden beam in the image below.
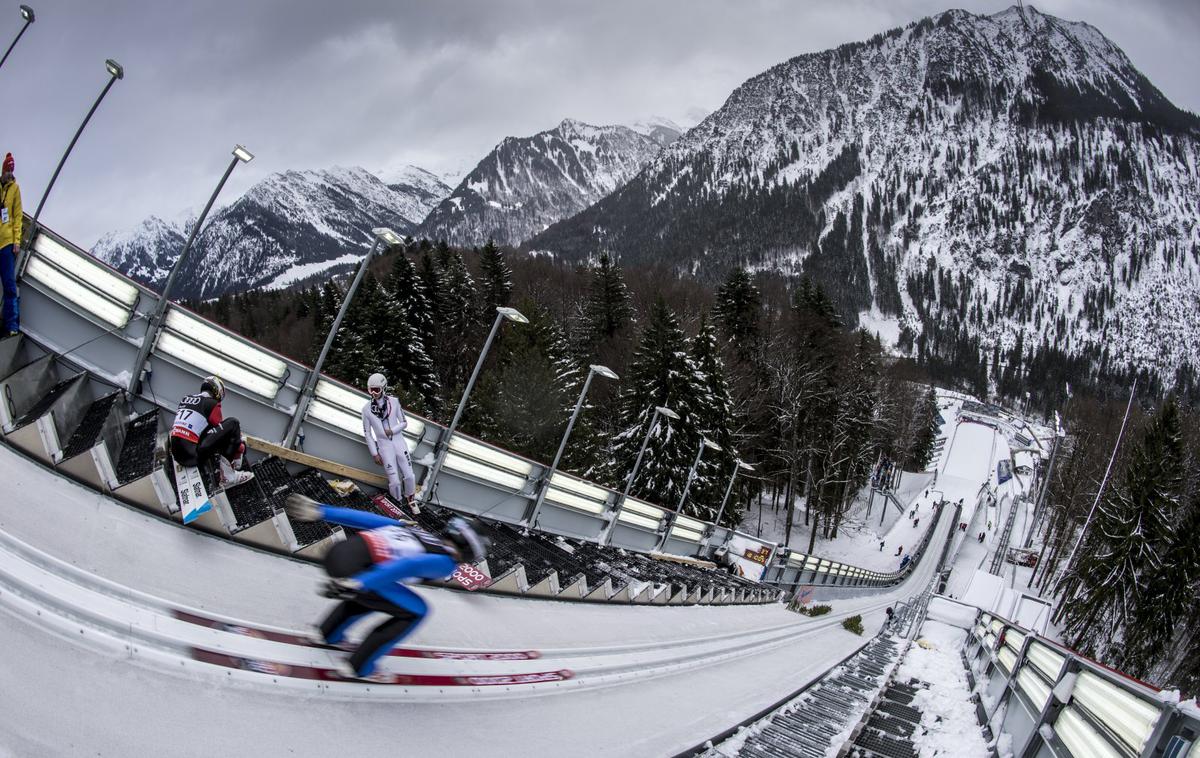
[649,551,717,570]
[244,435,387,488]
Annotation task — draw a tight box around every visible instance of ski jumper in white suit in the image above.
[362,395,416,501]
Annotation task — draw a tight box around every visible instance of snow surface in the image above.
[897,621,992,758]
[0,442,943,757]
[264,252,362,290]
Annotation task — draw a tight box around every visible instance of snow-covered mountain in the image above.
[416,118,677,247]
[92,165,451,299]
[529,6,1200,380]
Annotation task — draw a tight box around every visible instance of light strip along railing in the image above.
[17,223,910,592]
[765,500,949,592]
[154,308,288,399]
[964,608,1196,758]
[305,377,426,444]
[24,231,140,329]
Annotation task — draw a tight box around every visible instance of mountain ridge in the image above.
[415,118,677,247]
[527,5,1200,380]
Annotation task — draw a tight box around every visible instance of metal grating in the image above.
[733,611,914,757]
[59,392,120,460]
[11,375,78,430]
[115,411,158,485]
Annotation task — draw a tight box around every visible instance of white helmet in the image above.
[367,373,387,394]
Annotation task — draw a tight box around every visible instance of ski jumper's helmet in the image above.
[443,517,488,563]
[367,373,387,394]
[201,375,225,401]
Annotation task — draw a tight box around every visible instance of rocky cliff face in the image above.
[92,165,450,299]
[528,6,1200,379]
[416,118,675,247]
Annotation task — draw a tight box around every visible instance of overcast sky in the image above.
[4,0,1197,246]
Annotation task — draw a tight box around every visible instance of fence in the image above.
[18,218,921,591]
[963,606,1199,758]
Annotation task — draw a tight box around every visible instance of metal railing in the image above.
[963,607,1199,758]
[18,218,916,594]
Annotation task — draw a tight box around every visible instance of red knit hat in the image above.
[2,153,12,173]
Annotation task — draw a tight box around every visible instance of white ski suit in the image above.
[361,395,416,501]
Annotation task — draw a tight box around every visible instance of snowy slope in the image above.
[416,118,674,247]
[92,165,451,299]
[530,5,1200,380]
[0,441,944,757]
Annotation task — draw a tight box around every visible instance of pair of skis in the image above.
[170,453,254,525]
[174,609,571,686]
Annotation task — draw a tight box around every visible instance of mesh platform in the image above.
[59,392,120,460]
[114,411,159,486]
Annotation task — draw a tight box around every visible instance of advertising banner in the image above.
[724,534,772,581]
[997,459,1013,485]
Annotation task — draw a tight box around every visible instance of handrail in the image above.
[17,217,911,593]
[963,606,1195,758]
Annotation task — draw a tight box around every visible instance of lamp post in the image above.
[1059,379,1136,585]
[419,305,527,503]
[282,226,403,448]
[601,404,679,545]
[708,459,753,545]
[0,5,34,72]
[21,59,124,270]
[127,145,254,395]
[1024,411,1064,549]
[657,437,721,550]
[524,363,618,527]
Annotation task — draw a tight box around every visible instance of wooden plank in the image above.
[649,551,717,570]
[244,435,388,488]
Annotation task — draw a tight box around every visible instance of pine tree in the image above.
[686,315,738,522]
[386,252,438,377]
[1112,398,1186,674]
[583,253,634,348]
[905,386,939,470]
[1059,399,1184,661]
[436,250,479,394]
[372,276,441,415]
[478,239,513,318]
[714,267,762,361]
[608,296,706,509]
[324,275,380,386]
[309,282,342,364]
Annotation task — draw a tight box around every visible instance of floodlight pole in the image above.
[127,147,252,395]
[0,6,35,73]
[283,228,399,448]
[525,364,617,528]
[1059,379,1136,584]
[709,460,750,541]
[22,59,123,271]
[420,306,526,503]
[657,438,719,550]
[1024,413,1064,549]
[601,404,676,546]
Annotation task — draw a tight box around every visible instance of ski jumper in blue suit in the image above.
[315,505,457,676]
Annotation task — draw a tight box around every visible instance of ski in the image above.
[173,609,542,660]
[171,457,212,525]
[189,647,572,686]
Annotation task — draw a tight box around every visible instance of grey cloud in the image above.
[3,0,1196,246]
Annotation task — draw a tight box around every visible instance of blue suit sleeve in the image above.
[355,553,458,593]
[317,504,402,531]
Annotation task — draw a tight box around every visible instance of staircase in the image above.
[987,494,1022,575]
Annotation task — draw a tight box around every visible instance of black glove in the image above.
[320,578,363,599]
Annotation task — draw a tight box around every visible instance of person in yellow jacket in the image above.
[0,152,21,336]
